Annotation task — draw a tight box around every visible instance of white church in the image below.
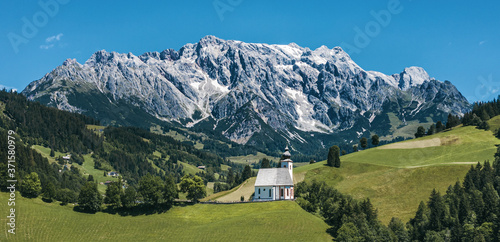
[253,146,294,201]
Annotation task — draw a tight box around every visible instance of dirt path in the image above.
[379,138,441,149]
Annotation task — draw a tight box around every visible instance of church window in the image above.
[258,188,260,194]
[269,189,271,197]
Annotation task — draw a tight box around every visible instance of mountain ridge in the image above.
[22,35,471,154]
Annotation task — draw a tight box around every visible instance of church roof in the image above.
[254,168,293,186]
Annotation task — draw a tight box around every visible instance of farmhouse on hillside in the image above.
[253,147,294,201]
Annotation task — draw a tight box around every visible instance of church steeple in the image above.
[283,146,291,159]
[281,146,293,182]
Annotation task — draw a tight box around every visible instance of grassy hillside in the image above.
[31,145,118,193]
[0,193,331,241]
[353,126,499,168]
[295,125,500,224]
[228,152,280,165]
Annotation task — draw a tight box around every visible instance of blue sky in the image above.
[1,0,499,102]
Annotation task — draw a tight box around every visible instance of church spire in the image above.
[281,146,293,183]
[283,145,291,160]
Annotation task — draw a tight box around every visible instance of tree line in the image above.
[296,180,406,241]
[19,170,207,213]
[404,147,500,241]
[0,90,102,154]
[414,97,500,139]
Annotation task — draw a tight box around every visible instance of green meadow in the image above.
[0,193,331,242]
[294,125,500,223]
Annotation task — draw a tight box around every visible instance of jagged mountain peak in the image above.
[22,36,471,153]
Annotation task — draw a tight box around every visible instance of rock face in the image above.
[22,36,471,153]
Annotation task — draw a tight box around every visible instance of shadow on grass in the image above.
[73,206,99,214]
[72,201,196,216]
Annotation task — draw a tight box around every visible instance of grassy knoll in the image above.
[295,125,499,224]
[488,115,500,132]
[178,161,203,175]
[228,152,280,165]
[346,126,500,168]
[215,177,257,202]
[301,161,470,224]
[31,145,65,164]
[0,193,331,241]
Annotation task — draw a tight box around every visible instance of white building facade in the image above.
[254,147,294,201]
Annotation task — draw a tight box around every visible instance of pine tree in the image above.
[436,121,444,133]
[388,217,410,242]
[482,183,499,222]
[408,201,429,241]
[242,165,252,181]
[327,145,340,168]
[360,137,368,149]
[427,189,446,231]
[261,158,270,168]
[427,124,436,135]
[371,135,380,146]
[415,126,426,138]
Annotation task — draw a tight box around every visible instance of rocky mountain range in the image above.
[22,36,471,154]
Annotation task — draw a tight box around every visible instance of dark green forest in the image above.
[0,90,245,207]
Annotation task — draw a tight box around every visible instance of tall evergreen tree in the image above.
[327,145,341,168]
[482,183,499,222]
[242,165,252,181]
[388,217,410,242]
[360,137,368,149]
[427,189,446,231]
[408,201,429,241]
[427,124,436,135]
[436,121,444,133]
[261,158,271,168]
[371,135,380,146]
[415,126,426,138]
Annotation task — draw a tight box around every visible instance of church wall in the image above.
[254,186,274,201]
